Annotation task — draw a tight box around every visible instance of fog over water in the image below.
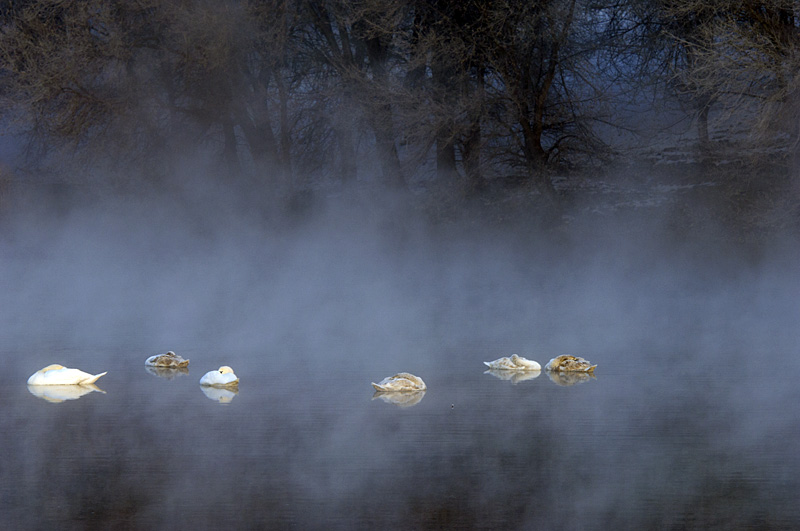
[1,181,799,529]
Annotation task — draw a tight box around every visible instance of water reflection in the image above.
[546,370,596,386]
[372,390,426,407]
[145,366,190,380]
[199,385,238,404]
[484,368,541,384]
[27,383,105,403]
[6,351,800,529]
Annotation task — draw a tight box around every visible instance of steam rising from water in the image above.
[2,181,799,372]
[1,179,799,528]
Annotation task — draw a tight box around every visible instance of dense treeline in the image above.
[1,0,799,197]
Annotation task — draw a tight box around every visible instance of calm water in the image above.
[2,342,799,530]
[1,200,799,529]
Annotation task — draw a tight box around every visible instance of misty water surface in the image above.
[1,193,799,529]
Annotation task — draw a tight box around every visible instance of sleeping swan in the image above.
[545,355,597,372]
[199,366,239,387]
[145,351,189,368]
[27,364,107,386]
[483,354,541,371]
[371,372,427,392]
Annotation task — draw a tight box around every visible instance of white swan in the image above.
[199,366,239,387]
[545,355,597,372]
[27,364,107,386]
[145,351,189,368]
[483,354,541,371]
[371,372,427,392]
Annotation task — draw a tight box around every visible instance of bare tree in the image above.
[11,0,786,206]
[297,0,410,188]
[0,1,156,158]
[657,1,800,163]
[0,0,308,188]
[404,0,488,190]
[475,0,617,194]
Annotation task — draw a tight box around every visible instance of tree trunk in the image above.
[365,35,405,189]
[222,117,240,174]
[373,110,405,189]
[463,65,484,194]
[436,129,457,180]
[697,99,711,162]
[338,126,357,183]
[430,36,459,181]
[276,72,293,186]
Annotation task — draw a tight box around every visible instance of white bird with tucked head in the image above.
[27,364,107,386]
[199,366,239,387]
[371,372,427,392]
[483,354,541,371]
[545,355,597,372]
[145,351,190,368]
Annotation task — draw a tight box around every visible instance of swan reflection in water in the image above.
[27,383,106,403]
[372,390,426,407]
[546,370,596,387]
[200,385,238,404]
[145,366,190,380]
[484,368,541,384]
